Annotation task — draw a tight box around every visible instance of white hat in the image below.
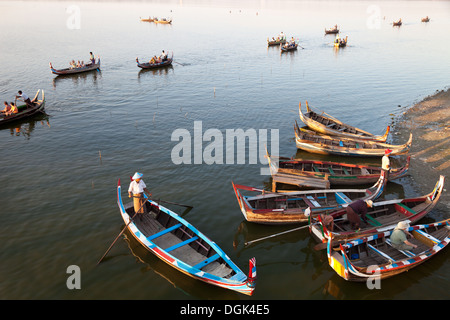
[132,172,143,180]
[396,220,410,230]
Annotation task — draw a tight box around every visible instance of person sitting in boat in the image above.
[6,102,18,116]
[16,90,34,108]
[69,60,77,69]
[345,199,373,230]
[128,172,151,215]
[150,56,159,64]
[320,213,334,231]
[1,101,12,115]
[390,221,418,251]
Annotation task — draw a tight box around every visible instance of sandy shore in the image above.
[393,87,450,215]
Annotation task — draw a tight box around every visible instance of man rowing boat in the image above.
[16,90,34,109]
[128,172,151,214]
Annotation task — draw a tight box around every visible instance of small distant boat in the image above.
[310,175,445,245]
[298,101,390,142]
[393,18,402,26]
[421,16,430,23]
[0,90,45,128]
[140,17,154,22]
[325,25,339,34]
[326,218,450,282]
[231,170,387,225]
[117,180,256,295]
[136,53,173,69]
[281,42,298,52]
[49,58,100,75]
[267,37,286,46]
[334,35,348,47]
[154,18,172,24]
[294,121,412,157]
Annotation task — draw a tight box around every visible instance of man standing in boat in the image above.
[382,148,392,180]
[128,172,151,215]
[16,90,34,109]
[89,52,95,64]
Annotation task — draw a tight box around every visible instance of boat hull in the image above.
[232,170,387,225]
[117,180,254,295]
[0,90,45,127]
[327,219,450,281]
[299,101,390,142]
[294,121,412,157]
[50,60,101,75]
[136,55,173,69]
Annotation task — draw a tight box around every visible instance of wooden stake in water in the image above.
[99,150,102,165]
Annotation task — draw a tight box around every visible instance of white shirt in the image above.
[382,155,390,170]
[19,93,29,100]
[128,180,147,194]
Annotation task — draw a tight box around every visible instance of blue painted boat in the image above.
[116,180,256,295]
[327,218,450,281]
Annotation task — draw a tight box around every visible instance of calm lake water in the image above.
[0,0,449,302]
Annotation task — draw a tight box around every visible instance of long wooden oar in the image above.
[157,199,193,208]
[244,223,316,247]
[96,197,149,265]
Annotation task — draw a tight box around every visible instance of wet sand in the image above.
[393,87,450,215]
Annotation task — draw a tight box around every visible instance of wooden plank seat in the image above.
[335,192,352,204]
[193,253,221,270]
[165,236,199,252]
[147,223,182,241]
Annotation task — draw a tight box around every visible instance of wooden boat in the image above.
[326,218,450,282]
[231,170,387,225]
[49,58,100,75]
[117,180,256,295]
[136,53,173,69]
[154,18,172,24]
[140,17,154,22]
[267,37,286,46]
[325,25,339,34]
[421,16,430,22]
[310,175,445,245]
[294,121,412,157]
[0,90,45,128]
[298,101,390,142]
[267,150,410,189]
[334,35,348,47]
[393,19,402,26]
[281,42,298,52]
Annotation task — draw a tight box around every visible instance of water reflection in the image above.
[137,65,174,80]
[3,114,50,139]
[51,70,102,88]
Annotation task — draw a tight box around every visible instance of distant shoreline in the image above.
[393,87,450,216]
